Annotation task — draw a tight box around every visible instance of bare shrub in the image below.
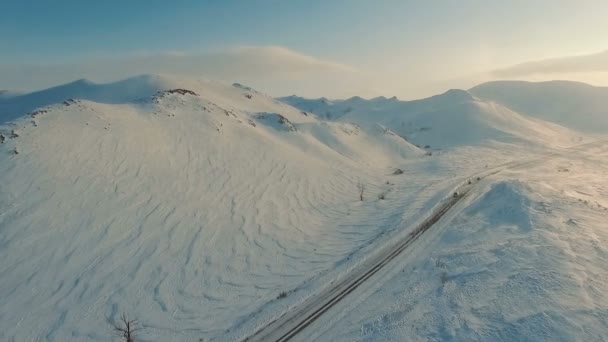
[113,313,139,342]
[434,258,447,268]
[357,182,366,201]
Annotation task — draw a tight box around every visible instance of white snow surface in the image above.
[0,75,431,341]
[280,89,588,150]
[0,75,606,341]
[304,144,608,341]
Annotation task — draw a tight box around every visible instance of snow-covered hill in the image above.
[0,75,430,341]
[281,89,585,149]
[1,75,606,341]
[470,80,608,133]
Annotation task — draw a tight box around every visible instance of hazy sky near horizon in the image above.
[2,0,608,99]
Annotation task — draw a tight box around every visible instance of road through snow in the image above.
[243,138,608,342]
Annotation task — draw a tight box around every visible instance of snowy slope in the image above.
[281,89,585,150]
[470,80,608,133]
[303,143,608,341]
[1,75,605,341]
[0,75,428,341]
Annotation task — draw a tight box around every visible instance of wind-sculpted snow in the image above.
[300,144,608,341]
[0,75,447,341]
[1,75,605,341]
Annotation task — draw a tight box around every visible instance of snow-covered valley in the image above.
[1,75,607,341]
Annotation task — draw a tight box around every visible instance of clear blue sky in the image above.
[2,0,607,98]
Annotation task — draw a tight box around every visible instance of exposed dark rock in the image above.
[232,83,253,91]
[255,113,296,132]
[31,109,48,118]
[223,109,237,118]
[152,89,199,103]
[164,89,198,96]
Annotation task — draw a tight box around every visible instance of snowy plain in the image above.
[0,75,607,341]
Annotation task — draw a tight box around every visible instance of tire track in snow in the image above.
[242,138,608,342]
[244,183,474,342]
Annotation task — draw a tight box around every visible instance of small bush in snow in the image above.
[112,312,139,342]
[357,182,366,201]
[440,271,449,285]
[393,168,404,175]
[277,291,287,299]
[434,258,445,268]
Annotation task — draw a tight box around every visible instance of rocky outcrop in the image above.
[152,89,199,103]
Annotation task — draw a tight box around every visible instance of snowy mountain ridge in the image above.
[1,75,607,341]
[280,86,588,149]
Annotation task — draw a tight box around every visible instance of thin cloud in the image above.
[493,50,608,77]
[226,46,357,74]
[0,46,359,93]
